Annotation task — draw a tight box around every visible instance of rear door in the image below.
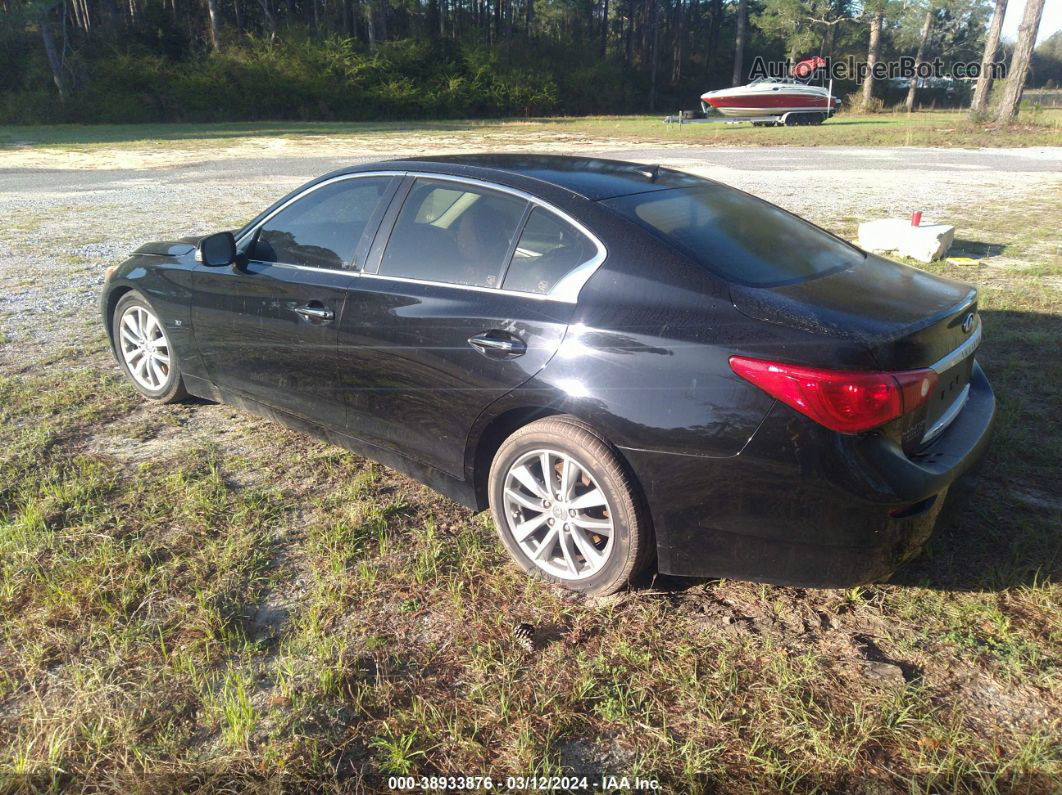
[190,174,398,428]
[336,176,603,476]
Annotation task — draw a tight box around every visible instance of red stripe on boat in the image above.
[703,95,834,110]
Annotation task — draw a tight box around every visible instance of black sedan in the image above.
[101,155,995,595]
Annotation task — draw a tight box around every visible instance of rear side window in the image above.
[253,177,392,269]
[602,185,864,286]
[381,179,527,288]
[503,208,598,295]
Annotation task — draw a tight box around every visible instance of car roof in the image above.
[375,154,704,201]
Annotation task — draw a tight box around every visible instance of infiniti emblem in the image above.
[961,312,975,334]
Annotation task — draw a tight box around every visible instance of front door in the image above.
[190,175,397,428]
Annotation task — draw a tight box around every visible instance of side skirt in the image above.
[182,374,480,510]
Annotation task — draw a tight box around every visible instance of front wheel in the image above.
[112,291,188,403]
[488,416,653,595]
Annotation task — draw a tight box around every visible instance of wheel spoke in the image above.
[510,464,548,500]
[570,488,606,510]
[505,487,543,512]
[154,352,170,365]
[126,348,145,365]
[121,316,141,341]
[571,516,612,534]
[570,527,603,567]
[134,354,150,381]
[534,526,560,561]
[559,530,580,574]
[559,457,575,502]
[539,451,554,498]
[513,512,548,542]
[149,358,166,386]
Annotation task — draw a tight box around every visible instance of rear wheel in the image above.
[112,291,188,403]
[488,416,653,595]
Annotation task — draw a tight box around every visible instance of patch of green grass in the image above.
[2,109,1060,152]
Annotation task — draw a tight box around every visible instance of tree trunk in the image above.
[861,8,883,111]
[365,0,375,47]
[731,0,746,86]
[38,5,67,101]
[970,0,1006,114]
[525,0,533,38]
[206,0,222,50]
[996,0,1045,122]
[623,0,633,64]
[904,8,933,112]
[600,0,608,57]
[376,0,387,40]
[258,0,275,37]
[671,0,682,84]
[648,0,658,109]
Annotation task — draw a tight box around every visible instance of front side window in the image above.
[503,208,598,295]
[381,179,527,288]
[602,184,864,287]
[253,177,392,269]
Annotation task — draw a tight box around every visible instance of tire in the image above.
[112,290,189,404]
[488,415,653,595]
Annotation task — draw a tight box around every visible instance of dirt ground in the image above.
[0,132,1059,791]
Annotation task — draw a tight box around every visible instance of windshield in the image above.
[602,185,864,287]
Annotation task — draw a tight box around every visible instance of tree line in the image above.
[0,0,1054,124]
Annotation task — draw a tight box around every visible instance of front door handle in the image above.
[294,303,334,322]
[469,331,526,358]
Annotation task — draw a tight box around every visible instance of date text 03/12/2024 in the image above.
[387,775,662,791]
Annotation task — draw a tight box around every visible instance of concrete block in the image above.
[857,219,955,263]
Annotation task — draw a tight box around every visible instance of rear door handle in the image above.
[469,331,526,358]
[294,303,335,322]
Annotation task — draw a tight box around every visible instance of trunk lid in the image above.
[730,254,980,448]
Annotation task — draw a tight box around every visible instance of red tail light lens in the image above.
[729,356,938,433]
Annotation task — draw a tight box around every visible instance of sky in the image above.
[1000,0,1061,45]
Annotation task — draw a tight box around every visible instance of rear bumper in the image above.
[622,361,995,587]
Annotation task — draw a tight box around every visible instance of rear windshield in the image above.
[602,185,864,286]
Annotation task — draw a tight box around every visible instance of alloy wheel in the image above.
[501,448,615,580]
[118,305,171,391]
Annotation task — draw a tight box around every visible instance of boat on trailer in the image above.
[695,57,839,127]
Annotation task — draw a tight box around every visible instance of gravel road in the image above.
[1,143,1059,369]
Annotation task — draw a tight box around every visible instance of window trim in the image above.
[235,170,608,302]
[235,171,404,272]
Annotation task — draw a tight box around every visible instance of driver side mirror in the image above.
[196,232,237,267]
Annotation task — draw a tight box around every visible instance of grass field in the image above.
[2,108,1062,155]
[0,129,1059,791]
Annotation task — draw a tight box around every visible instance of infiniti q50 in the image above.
[101,156,995,595]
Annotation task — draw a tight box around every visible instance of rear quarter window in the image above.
[602,185,864,287]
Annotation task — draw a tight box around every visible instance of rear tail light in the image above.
[729,356,938,434]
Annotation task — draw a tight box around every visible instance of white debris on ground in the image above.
[858,218,956,263]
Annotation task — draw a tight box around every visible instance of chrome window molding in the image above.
[234,171,407,271]
[235,169,608,303]
[358,271,569,302]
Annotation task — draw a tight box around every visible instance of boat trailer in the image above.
[663,108,833,126]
